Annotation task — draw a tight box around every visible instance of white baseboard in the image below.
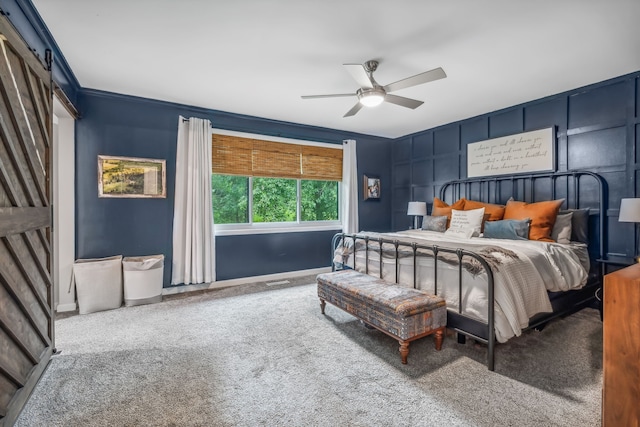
[162,267,330,296]
[56,302,77,312]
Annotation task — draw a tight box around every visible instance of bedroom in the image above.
[1,0,639,425]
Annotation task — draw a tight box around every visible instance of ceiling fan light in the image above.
[359,92,385,107]
[357,87,386,107]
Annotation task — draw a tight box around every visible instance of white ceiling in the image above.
[33,0,640,139]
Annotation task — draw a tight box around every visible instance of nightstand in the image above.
[595,258,636,321]
[602,263,640,426]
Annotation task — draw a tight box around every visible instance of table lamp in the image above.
[407,201,427,229]
[619,198,640,262]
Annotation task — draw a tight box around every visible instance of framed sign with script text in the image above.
[467,128,555,178]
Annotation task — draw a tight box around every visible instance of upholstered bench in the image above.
[317,270,446,364]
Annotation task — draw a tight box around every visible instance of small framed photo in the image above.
[363,175,380,200]
[98,155,166,198]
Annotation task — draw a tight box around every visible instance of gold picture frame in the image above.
[98,155,166,198]
[363,175,380,200]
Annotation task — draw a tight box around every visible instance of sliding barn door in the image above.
[0,15,54,427]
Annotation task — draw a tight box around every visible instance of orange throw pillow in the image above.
[432,197,466,227]
[503,199,565,242]
[464,199,505,221]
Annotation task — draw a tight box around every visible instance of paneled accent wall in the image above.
[392,72,640,260]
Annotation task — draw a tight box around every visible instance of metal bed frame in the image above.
[331,170,606,371]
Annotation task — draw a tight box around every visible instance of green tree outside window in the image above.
[212,175,339,224]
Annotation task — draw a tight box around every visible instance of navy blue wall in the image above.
[392,72,640,262]
[76,90,392,285]
[215,231,337,280]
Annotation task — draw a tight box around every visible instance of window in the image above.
[252,177,297,223]
[211,175,248,224]
[211,130,342,232]
[301,180,339,221]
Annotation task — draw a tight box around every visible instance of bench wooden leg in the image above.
[320,299,326,314]
[434,328,444,351]
[399,341,409,364]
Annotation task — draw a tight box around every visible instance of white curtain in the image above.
[341,139,359,234]
[171,116,215,285]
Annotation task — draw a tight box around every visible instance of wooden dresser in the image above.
[603,263,640,426]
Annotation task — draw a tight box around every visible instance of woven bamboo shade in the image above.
[212,134,343,181]
[212,134,252,176]
[252,140,302,178]
[302,145,343,181]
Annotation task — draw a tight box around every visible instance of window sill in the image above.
[214,223,343,236]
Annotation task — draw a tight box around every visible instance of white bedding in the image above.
[333,230,588,343]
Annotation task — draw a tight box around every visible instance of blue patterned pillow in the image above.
[483,219,531,240]
[421,215,447,232]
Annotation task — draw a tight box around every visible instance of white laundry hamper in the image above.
[73,255,123,315]
[122,254,164,307]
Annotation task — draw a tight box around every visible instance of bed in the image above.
[331,170,605,370]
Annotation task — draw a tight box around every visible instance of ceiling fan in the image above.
[301,60,446,117]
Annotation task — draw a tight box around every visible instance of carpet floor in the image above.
[16,277,603,427]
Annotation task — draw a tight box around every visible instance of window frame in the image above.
[211,129,343,236]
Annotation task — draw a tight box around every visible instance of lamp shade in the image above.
[407,201,427,216]
[619,198,640,222]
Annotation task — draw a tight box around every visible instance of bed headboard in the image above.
[439,170,606,273]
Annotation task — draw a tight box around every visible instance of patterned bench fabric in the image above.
[317,270,446,341]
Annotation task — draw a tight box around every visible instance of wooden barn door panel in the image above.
[0,14,54,427]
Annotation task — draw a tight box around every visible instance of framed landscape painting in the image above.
[98,155,166,198]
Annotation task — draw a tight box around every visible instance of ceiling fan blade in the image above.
[384,94,424,109]
[384,67,446,93]
[343,102,363,118]
[344,64,374,89]
[301,93,354,99]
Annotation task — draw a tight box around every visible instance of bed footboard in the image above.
[331,232,497,371]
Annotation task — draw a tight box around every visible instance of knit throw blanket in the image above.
[335,234,520,276]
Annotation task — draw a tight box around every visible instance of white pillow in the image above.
[444,226,475,239]
[448,207,486,237]
[551,211,573,244]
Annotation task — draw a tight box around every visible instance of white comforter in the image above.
[334,230,588,343]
